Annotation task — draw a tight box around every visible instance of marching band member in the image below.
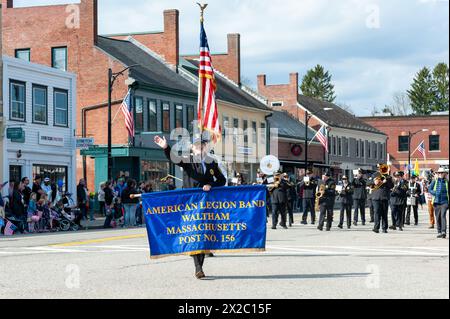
[270,172,289,230]
[338,176,354,229]
[389,172,408,231]
[405,174,422,226]
[154,133,226,280]
[317,171,337,232]
[398,171,408,228]
[283,173,296,227]
[352,169,367,226]
[370,171,394,234]
[301,170,317,225]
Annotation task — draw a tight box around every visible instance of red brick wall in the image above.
[2,0,131,191]
[360,115,449,171]
[110,9,179,68]
[257,73,324,131]
[183,33,241,84]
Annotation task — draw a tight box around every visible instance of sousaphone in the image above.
[260,155,281,176]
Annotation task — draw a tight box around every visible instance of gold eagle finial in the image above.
[197,3,208,22]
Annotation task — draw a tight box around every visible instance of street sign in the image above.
[6,127,24,140]
[76,138,95,150]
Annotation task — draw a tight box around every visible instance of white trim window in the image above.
[10,80,26,122]
[32,85,48,124]
[54,89,69,127]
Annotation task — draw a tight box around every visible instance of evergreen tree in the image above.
[432,62,449,113]
[407,67,435,115]
[300,65,336,103]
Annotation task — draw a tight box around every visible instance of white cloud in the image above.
[12,0,450,115]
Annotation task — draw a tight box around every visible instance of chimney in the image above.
[227,33,241,84]
[163,9,179,68]
[290,72,299,95]
[257,74,267,91]
[80,0,98,45]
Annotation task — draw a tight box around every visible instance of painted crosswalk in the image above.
[0,244,447,257]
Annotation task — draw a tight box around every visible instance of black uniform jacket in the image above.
[319,178,337,206]
[303,178,318,199]
[352,177,367,200]
[271,180,290,205]
[370,176,394,201]
[390,180,408,206]
[339,183,354,205]
[164,146,226,189]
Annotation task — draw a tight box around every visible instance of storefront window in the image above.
[32,165,68,192]
[140,160,170,191]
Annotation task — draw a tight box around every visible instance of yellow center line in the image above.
[49,234,146,247]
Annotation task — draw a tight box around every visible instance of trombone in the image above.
[371,164,390,191]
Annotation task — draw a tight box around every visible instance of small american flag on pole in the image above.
[4,220,17,236]
[417,141,426,159]
[316,125,329,152]
[120,89,134,138]
[197,8,221,141]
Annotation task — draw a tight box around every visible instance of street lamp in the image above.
[108,65,139,182]
[304,107,333,172]
[403,128,429,178]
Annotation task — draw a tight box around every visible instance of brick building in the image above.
[257,73,387,179]
[1,0,260,191]
[360,114,449,174]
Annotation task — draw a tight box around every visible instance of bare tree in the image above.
[337,103,355,115]
[390,91,412,116]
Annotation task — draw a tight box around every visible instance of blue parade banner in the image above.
[142,185,267,259]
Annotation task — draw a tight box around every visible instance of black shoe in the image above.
[195,270,206,279]
[326,228,331,232]
[207,253,214,257]
[443,234,447,239]
[347,226,351,229]
[389,226,396,230]
[414,223,418,226]
[383,230,388,234]
[370,220,374,223]
[362,222,366,226]
[405,222,410,226]
[437,234,444,239]
[289,223,292,227]
[373,229,379,234]
[429,225,435,229]
[338,225,343,229]
[317,226,323,231]
[301,221,307,225]
[399,227,403,231]
[271,227,277,230]
[353,222,357,226]
[282,226,288,230]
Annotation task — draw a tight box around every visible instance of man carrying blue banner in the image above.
[153,133,228,279]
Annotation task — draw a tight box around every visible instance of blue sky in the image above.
[15,0,450,115]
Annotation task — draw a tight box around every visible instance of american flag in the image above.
[4,220,17,236]
[120,89,134,137]
[197,18,221,141]
[417,141,426,159]
[316,125,329,152]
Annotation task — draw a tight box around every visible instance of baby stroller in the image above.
[55,208,80,232]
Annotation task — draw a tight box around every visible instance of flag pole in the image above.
[197,3,208,23]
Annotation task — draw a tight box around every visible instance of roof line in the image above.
[101,31,164,37]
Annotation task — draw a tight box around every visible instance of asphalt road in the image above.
[1,209,448,299]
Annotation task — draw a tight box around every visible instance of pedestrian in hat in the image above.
[154,133,226,279]
[429,168,449,239]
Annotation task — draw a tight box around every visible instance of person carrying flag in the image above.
[154,133,226,279]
